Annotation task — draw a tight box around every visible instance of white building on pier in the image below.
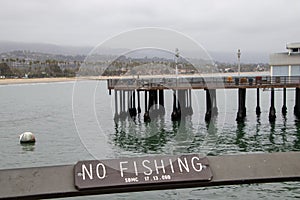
[269,42,300,76]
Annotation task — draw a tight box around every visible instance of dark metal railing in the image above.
[107,75,300,90]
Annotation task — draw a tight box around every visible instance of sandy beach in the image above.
[0,72,269,85]
[0,77,76,85]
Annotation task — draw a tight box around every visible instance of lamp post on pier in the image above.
[237,49,241,77]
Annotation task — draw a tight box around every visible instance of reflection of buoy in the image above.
[19,132,36,144]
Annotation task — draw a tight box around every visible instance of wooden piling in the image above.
[137,90,141,114]
[114,90,118,117]
[294,88,300,118]
[282,87,287,115]
[236,88,246,122]
[269,88,276,122]
[256,88,261,116]
[205,89,212,121]
[171,90,180,121]
[159,89,165,115]
[144,91,150,122]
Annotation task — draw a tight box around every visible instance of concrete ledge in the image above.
[1,152,300,199]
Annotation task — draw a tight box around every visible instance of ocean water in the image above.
[0,80,300,199]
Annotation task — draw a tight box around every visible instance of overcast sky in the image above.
[0,0,299,54]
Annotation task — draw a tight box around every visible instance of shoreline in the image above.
[0,72,269,85]
[0,77,76,85]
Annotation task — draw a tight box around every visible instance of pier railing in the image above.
[1,152,300,199]
[107,75,300,90]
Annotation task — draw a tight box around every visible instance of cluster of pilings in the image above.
[171,89,193,121]
[144,90,165,122]
[114,90,141,119]
[294,88,300,118]
[236,87,278,122]
[113,88,193,122]
[236,87,300,122]
[113,87,300,123]
[204,89,218,121]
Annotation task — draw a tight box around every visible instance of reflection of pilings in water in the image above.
[269,88,276,122]
[236,88,246,122]
[293,121,300,150]
[236,121,247,150]
[256,88,261,116]
[205,89,217,122]
[282,87,287,115]
[114,116,168,153]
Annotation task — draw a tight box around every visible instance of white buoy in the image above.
[19,132,36,144]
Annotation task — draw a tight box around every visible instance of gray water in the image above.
[0,80,300,199]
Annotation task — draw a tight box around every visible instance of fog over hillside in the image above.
[0,41,269,63]
[0,41,92,55]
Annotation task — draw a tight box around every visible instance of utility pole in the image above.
[237,49,241,77]
[175,48,179,77]
[175,48,179,86]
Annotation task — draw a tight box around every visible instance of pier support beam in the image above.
[282,87,287,115]
[269,88,276,122]
[122,90,126,118]
[178,90,186,116]
[236,88,246,122]
[117,90,126,119]
[171,90,180,121]
[144,91,150,122]
[137,90,141,114]
[211,89,218,115]
[114,90,118,118]
[119,90,123,115]
[154,90,158,110]
[205,89,217,121]
[256,88,261,116]
[294,88,300,118]
[205,89,212,121]
[129,91,137,117]
[158,90,165,115]
[187,89,193,115]
[128,91,131,115]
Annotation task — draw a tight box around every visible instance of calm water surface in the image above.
[0,80,300,199]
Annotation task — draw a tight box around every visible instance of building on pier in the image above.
[269,42,300,76]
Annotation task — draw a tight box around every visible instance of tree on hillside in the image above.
[0,63,13,76]
[45,64,63,77]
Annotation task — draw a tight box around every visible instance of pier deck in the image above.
[107,75,300,90]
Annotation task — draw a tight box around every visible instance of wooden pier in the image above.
[106,75,300,122]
